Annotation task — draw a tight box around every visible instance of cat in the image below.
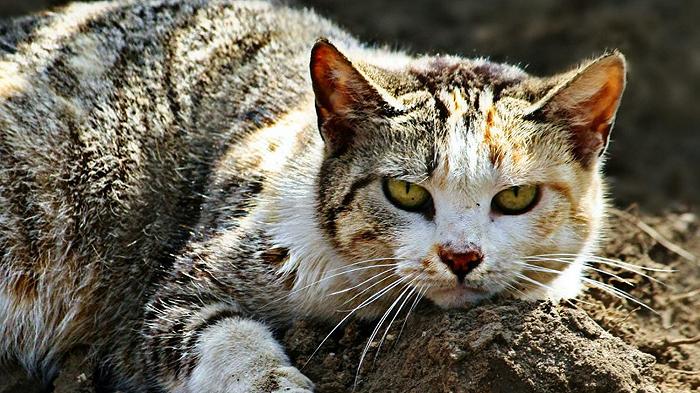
[0,0,626,391]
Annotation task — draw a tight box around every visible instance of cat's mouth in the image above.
[425,283,491,308]
[430,283,488,295]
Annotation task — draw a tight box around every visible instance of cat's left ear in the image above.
[310,39,397,154]
[527,52,626,166]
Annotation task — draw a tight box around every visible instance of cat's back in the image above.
[0,0,349,145]
[0,0,349,373]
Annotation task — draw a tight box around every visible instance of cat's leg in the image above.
[124,299,313,393]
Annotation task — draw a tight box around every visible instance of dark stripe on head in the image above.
[427,150,439,178]
[410,58,528,121]
[340,175,376,208]
[260,247,290,267]
[317,173,376,243]
[411,71,449,122]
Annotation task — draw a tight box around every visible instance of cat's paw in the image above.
[260,365,314,392]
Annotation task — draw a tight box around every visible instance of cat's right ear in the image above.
[525,52,626,167]
[310,39,394,155]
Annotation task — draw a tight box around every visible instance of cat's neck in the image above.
[249,106,368,320]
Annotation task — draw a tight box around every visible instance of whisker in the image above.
[583,256,675,283]
[521,257,635,286]
[324,257,408,274]
[372,283,418,365]
[326,269,396,297]
[339,272,401,309]
[513,272,594,311]
[262,263,399,310]
[581,277,658,314]
[514,261,566,276]
[394,284,426,346]
[525,255,669,286]
[501,279,528,299]
[355,278,415,388]
[302,275,409,369]
[531,253,676,272]
[514,272,558,295]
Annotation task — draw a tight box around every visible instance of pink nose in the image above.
[438,246,483,281]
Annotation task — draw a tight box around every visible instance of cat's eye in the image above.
[491,185,540,215]
[383,178,432,212]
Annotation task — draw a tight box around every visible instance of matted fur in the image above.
[0,0,625,391]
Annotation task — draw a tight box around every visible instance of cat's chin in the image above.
[426,285,493,309]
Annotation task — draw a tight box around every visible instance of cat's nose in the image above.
[437,246,483,282]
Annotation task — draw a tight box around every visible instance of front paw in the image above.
[256,366,314,392]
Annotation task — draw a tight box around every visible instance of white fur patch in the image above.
[183,318,312,393]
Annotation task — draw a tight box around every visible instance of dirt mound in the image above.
[285,302,658,393]
[581,210,700,393]
[2,209,698,392]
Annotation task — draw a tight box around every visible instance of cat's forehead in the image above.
[371,56,566,193]
[384,58,558,194]
[408,56,528,102]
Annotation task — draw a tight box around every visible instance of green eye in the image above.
[492,185,540,215]
[383,178,432,212]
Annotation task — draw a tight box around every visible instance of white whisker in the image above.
[354,278,415,388]
[515,261,564,275]
[302,274,409,369]
[514,272,558,295]
[525,254,668,286]
[523,256,636,286]
[581,277,657,314]
[372,283,417,365]
[262,262,399,310]
[531,253,675,272]
[394,284,426,346]
[501,279,528,298]
[339,272,401,309]
[324,257,408,274]
[513,272,593,311]
[326,269,396,297]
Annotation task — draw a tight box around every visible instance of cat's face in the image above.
[310,40,625,308]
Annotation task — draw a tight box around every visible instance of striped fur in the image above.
[0,0,625,391]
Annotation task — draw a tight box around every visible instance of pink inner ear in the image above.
[310,39,379,155]
[554,55,626,165]
[310,41,362,116]
[578,63,625,133]
[573,77,621,156]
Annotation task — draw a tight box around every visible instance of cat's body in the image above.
[0,0,625,391]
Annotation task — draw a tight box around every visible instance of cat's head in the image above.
[308,39,625,309]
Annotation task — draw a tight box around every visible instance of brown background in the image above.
[3,0,699,212]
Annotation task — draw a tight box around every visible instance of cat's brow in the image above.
[383,170,431,185]
[340,175,377,208]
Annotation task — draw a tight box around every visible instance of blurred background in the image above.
[2,0,699,213]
